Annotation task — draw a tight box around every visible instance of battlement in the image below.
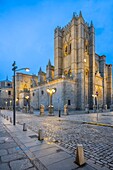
[54,26,62,33]
[99,55,106,61]
[106,64,112,68]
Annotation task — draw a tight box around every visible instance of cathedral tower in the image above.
[54,12,96,109]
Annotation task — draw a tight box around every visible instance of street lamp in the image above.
[5,101,7,109]
[46,88,56,115]
[92,94,97,106]
[25,95,30,112]
[92,92,99,121]
[12,61,30,125]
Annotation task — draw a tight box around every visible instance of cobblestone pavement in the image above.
[1,110,113,170]
[0,119,38,170]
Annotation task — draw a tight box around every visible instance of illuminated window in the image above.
[65,46,67,53]
[64,44,68,56]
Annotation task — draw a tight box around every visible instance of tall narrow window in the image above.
[41,90,44,95]
[65,46,67,53]
[70,43,71,52]
[8,91,11,95]
[68,100,71,105]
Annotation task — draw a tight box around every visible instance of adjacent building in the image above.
[0,77,13,109]
[15,73,38,109]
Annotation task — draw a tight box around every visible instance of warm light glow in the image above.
[25,68,30,72]
[46,88,56,95]
[16,67,30,72]
[47,89,50,93]
[52,89,56,93]
[25,96,29,99]
[92,94,97,97]
[16,98,18,101]
[84,58,86,63]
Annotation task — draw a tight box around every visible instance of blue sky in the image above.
[0,0,113,80]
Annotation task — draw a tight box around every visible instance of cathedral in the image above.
[16,12,112,110]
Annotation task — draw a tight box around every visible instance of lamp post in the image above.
[47,88,56,115]
[12,61,30,125]
[5,101,7,109]
[92,94,97,106]
[25,95,29,113]
[92,92,99,121]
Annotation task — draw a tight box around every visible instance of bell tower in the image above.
[54,12,96,109]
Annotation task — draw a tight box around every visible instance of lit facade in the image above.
[30,12,112,110]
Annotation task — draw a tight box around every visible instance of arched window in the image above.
[69,43,71,52]
[65,46,67,53]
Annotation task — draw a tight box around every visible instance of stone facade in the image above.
[54,12,112,109]
[15,73,38,108]
[17,12,113,110]
[30,78,77,110]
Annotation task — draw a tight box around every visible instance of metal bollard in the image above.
[23,123,27,131]
[10,117,12,123]
[75,144,86,166]
[38,128,44,141]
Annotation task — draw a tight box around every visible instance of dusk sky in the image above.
[0,0,113,81]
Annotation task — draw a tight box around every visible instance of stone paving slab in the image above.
[0,149,8,156]
[28,168,37,170]
[0,163,10,170]
[38,151,72,166]
[0,119,38,170]
[33,146,63,158]
[47,157,78,170]
[10,158,33,170]
[8,146,22,154]
[24,140,44,147]
[0,142,17,150]
[29,143,55,152]
[1,152,26,163]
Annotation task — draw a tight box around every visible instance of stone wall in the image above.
[30,78,76,110]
